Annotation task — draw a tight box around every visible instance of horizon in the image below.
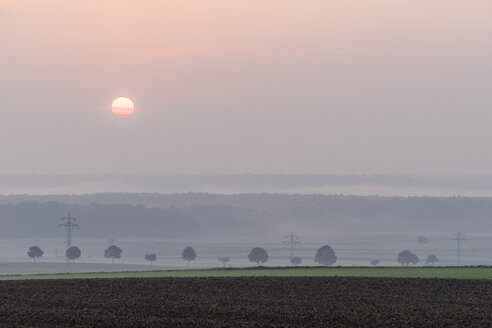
[2,173,492,197]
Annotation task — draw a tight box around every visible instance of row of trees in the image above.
[27,245,439,266]
[395,250,439,266]
[180,245,338,266]
[26,244,338,266]
[27,245,118,263]
[27,246,85,263]
[220,245,338,266]
[28,244,163,264]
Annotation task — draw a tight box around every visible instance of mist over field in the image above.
[1,173,491,270]
[1,173,492,242]
[2,190,492,240]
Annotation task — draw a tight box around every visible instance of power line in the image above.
[283,232,301,262]
[59,213,79,249]
[451,231,466,266]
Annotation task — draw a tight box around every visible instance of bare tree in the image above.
[217,256,230,267]
[425,254,439,265]
[370,259,380,266]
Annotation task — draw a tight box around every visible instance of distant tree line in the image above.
[25,243,442,268]
[4,174,492,203]
[3,194,492,240]
[0,202,200,239]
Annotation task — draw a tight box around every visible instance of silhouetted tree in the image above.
[248,247,269,265]
[291,257,302,266]
[217,256,230,267]
[182,247,197,266]
[417,235,429,244]
[66,246,81,262]
[145,253,156,265]
[27,246,43,263]
[104,245,122,264]
[425,254,439,265]
[314,245,337,266]
[398,250,419,265]
[370,259,380,266]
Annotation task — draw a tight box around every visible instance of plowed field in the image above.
[0,277,490,327]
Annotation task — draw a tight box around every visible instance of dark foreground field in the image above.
[0,277,491,327]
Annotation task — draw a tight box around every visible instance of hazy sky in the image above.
[1,0,492,175]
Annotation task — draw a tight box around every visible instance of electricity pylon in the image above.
[59,213,79,248]
[283,232,301,262]
[452,231,465,266]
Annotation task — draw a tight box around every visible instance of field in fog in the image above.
[2,232,492,275]
[2,191,492,276]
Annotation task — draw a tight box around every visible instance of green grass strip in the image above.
[1,266,492,280]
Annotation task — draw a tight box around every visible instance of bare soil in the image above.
[0,277,490,327]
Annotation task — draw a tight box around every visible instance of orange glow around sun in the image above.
[111,97,135,118]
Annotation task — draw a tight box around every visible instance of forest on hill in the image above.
[0,193,490,238]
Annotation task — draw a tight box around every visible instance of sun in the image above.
[111,97,135,118]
